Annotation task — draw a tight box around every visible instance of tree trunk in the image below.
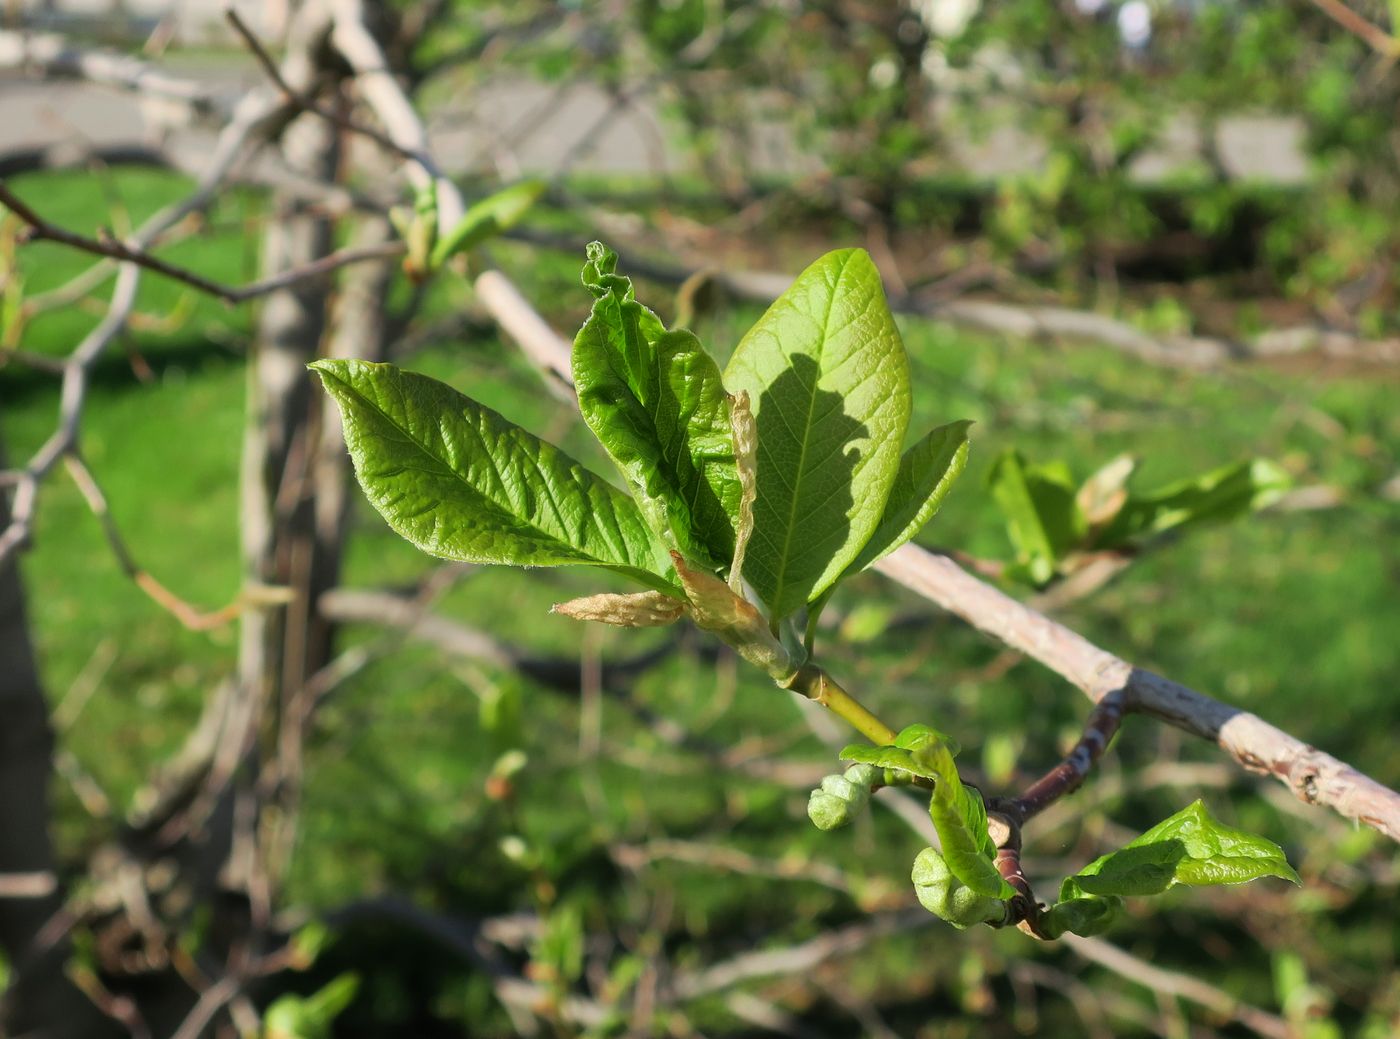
[0,432,107,1037]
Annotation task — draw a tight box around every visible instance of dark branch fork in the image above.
[0,181,405,305]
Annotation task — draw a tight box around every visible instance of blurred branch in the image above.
[511,230,1400,369]
[1306,0,1399,56]
[224,9,419,163]
[0,29,219,111]
[63,454,291,631]
[1064,935,1291,1039]
[0,181,403,303]
[0,63,303,564]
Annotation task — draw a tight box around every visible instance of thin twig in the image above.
[0,182,403,304]
[997,690,1129,825]
[224,9,421,163]
[874,544,1400,843]
[63,454,291,631]
[1065,934,1292,1039]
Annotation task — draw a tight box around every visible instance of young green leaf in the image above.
[1098,458,1290,549]
[265,973,360,1039]
[924,740,1015,899]
[312,360,675,592]
[840,727,1011,899]
[987,449,1086,585]
[837,723,955,780]
[429,179,545,268]
[1039,895,1122,940]
[724,248,912,620]
[573,243,741,568]
[1063,799,1300,900]
[843,419,972,574]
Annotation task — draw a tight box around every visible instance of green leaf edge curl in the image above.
[572,242,742,569]
[1062,799,1300,901]
[311,359,677,594]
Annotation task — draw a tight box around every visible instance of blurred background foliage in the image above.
[3,0,1400,1036]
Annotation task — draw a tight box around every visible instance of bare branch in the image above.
[874,544,1400,842]
[0,181,403,303]
[224,9,420,163]
[0,29,220,111]
[1306,0,1398,56]
[1065,935,1292,1039]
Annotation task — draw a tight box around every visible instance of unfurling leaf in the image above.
[807,763,880,831]
[1062,799,1300,901]
[552,591,685,627]
[573,243,741,567]
[1098,458,1290,548]
[430,179,544,267]
[1040,895,1122,940]
[838,723,956,780]
[840,727,1011,899]
[311,360,675,592]
[912,847,1007,929]
[728,390,757,594]
[725,248,911,620]
[987,449,1086,585]
[670,552,793,681]
[924,741,1015,899]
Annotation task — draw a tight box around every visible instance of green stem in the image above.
[784,665,898,745]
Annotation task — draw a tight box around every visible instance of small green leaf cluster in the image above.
[263,974,359,1039]
[989,449,1290,587]
[313,241,970,671]
[314,240,1300,945]
[390,180,544,282]
[834,728,1013,924]
[812,727,1297,939]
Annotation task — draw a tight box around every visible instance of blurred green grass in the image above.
[4,167,1398,1035]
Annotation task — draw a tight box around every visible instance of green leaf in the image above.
[265,974,360,1039]
[924,741,1015,899]
[1098,458,1290,548]
[311,360,675,592]
[430,179,545,267]
[724,248,912,620]
[1063,799,1300,900]
[573,243,742,568]
[1040,895,1122,940]
[837,723,955,779]
[844,419,972,573]
[987,450,1086,585]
